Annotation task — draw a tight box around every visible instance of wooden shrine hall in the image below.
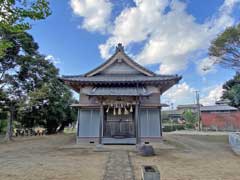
[61,43,181,144]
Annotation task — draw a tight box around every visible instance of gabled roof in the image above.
[84,43,155,77]
[60,43,182,93]
[61,74,181,93]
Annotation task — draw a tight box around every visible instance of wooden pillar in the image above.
[77,108,80,137]
[135,100,140,144]
[159,106,162,136]
[99,102,104,144]
[77,89,81,141]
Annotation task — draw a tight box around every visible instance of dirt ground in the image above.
[0,134,108,180]
[131,134,240,180]
[0,134,240,180]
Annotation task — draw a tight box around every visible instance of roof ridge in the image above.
[84,43,156,77]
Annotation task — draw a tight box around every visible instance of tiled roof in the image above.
[177,104,203,109]
[200,105,238,112]
[61,74,181,84]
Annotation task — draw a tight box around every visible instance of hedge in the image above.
[163,124,185,132]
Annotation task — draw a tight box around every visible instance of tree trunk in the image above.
[57,121,68,133]
[5,106,14,141]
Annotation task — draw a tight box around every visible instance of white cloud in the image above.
[99,0,169,58]
[162,82,224,107]
[162,82,196,106]
[200,85,224,105]
[70,0,112,33]
[197,57,217,75]
[45,55,61,65]
[99,0,240,74]
[99,0,168,58]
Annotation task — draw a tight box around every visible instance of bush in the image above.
[185,123,195,129]
[163,124,185,132]
[0,119,7,134]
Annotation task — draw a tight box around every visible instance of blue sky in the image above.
[29,0,240,106]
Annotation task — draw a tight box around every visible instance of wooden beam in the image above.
[140,104,162,108]
[71,104,100,108]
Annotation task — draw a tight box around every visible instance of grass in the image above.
[188,134,229,143]
[162,137,186,150]
[63,127,77,134]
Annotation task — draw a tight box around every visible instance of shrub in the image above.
[185,123,195,129]
[0,119,7,134]
[163,124,185,132]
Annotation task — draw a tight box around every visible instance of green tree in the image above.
[0,0,51,141]
[18,78,78,134]
[0,0,51,57]
[1,47,58,140]
[209,24,240,71]
[183,109,197,125]
[222,73,240,109]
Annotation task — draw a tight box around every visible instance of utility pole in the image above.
[195,91,201,131]
[170,102,174,131]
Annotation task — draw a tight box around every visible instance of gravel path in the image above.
[104,151,135,180]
